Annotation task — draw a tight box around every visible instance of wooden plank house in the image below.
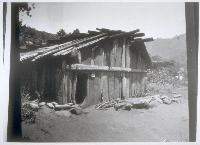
[20,28,153,107]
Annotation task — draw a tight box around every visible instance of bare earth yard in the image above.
[22,86,188,142]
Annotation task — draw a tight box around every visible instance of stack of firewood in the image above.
[95,99,119,110]
[94,94,183,111]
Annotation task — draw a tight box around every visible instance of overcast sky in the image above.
[20,2,185,39]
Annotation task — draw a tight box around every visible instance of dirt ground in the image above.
[22,86,189,142]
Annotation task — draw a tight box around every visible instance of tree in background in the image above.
[57,29,67,38]
[72,28,80,34]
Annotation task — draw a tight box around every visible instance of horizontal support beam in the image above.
[131,37,154,43]
[109,29,140,39]
[66,64,147,73]
[131,33,145,38]
[96,28,123,34]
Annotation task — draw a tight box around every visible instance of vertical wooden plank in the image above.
[109,72,115,100]
[114,72,120,99]
[130,46,138,69]
[55,67,61,104]
[116,39,122,67]
[113,39,117,66]
[81,47,92,65]
[120,38,126,99]
[122,37,126,68]
[103,48,107,66]
[126,42,131,68]
[141,73,147,95]
[110,40,116,67]
[130,73,137,98]
[122,73,126,100]
[68,72,72,102]
[102,49,105,66]
[101,72,109,101]
[99,72,103,101]
[63,72,68,104]
[77,50,81,63]
[125,73,130,98]
[83,76,90,107]
[94,73,101,104]
[88,76,95,105]
[91,47,95,65]
[119,74,122,99]
[94,47,103,66]
[62,72,68,104]
[72,74,77,104]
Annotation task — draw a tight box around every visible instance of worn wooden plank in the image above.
[94,46,103,66]
[114,72,120,99]
[122,38,126,68]
[94,73,101,104]
[77,50,81,63]
[110,40,116,67]
[62,73,68,104]
[67,72,72,103]
[81,47,92,65]
[91,47,95,65]
[55,67,63,104]
[108,72,115,100]
[71,74,77,103]
[122,73,126,99]
[101,73,109,101]
[101,48,104,66]
[125,73,130,98]
[103,41,112,66]
[125,42,131,68]
[116,39,122,67]
[119,74,122,99]
[130,73,137,97]
[130,48,138,69]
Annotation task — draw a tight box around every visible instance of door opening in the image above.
[75,74,88,104]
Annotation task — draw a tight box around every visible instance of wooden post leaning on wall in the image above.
[185,2,199,142]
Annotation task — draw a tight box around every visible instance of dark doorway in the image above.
[75,74,88,104]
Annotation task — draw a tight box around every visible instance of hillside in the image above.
[19,26,58,50]
[145,34,186,66]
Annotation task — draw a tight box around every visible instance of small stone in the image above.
[38,102,46,107]
[51,102,58,106]
[173,94,182,98]
[69,108,82,115]
[46,103,55,109]
[30,102,39,111]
